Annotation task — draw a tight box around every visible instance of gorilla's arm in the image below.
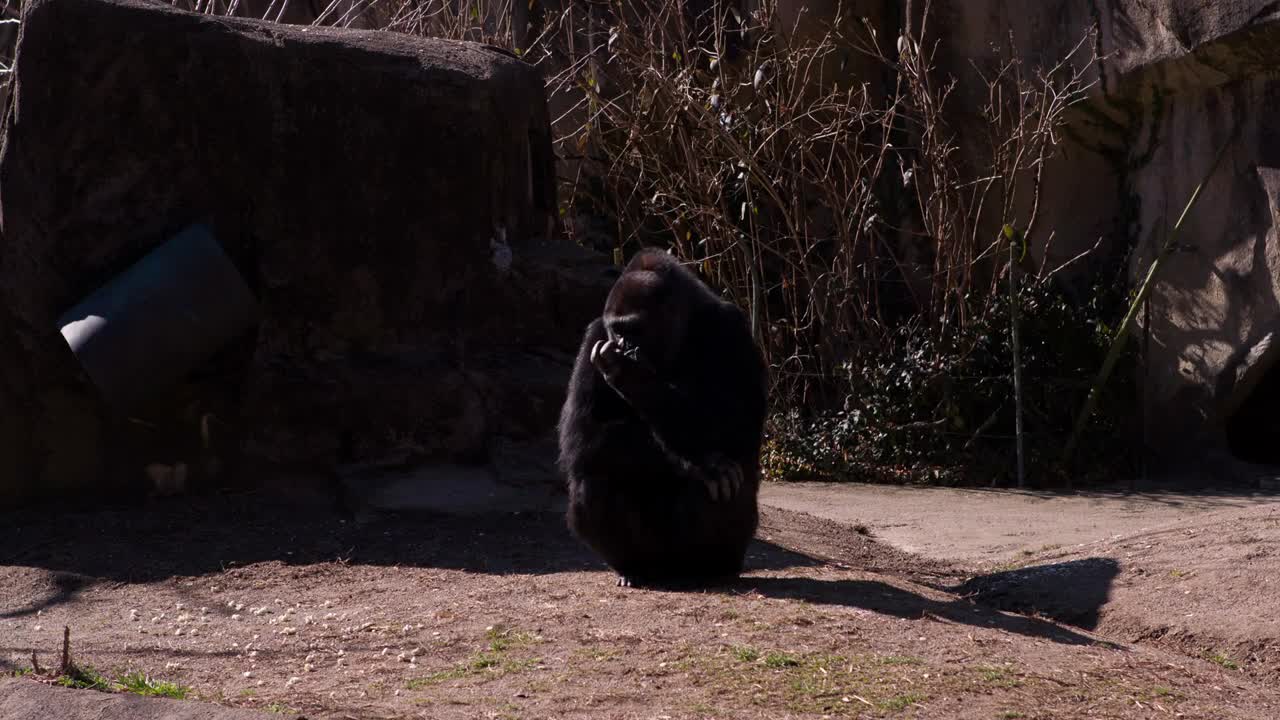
[559,319,709,486]
[596,304,767,470]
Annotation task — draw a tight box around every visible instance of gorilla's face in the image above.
[603,269,688,372]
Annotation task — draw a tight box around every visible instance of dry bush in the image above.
[11,0,1123,482]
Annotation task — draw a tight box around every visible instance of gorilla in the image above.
[557,248,769,588]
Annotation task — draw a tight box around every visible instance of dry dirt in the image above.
[759,481,1280,567]
[2,486,1278,720]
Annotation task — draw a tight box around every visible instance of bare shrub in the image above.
[132,0,1122,482]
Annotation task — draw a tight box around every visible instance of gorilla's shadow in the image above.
[954,557,1122,631]
[0,493,821,617]
[723,573,1118,648]
[0,494,1121,650]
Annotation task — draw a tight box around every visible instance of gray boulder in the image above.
[0,0,610,504]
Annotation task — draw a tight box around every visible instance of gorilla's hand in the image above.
[698,454,744,502]
[591,335,659,402]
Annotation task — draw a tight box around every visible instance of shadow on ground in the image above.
[1,491,1115,649]
[956,558,1121,631]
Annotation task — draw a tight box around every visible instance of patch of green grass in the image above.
[265,703,297,714]
[54,665,114,692]
[238,688,258,697]
[879,692,927,711]
[117,671,190,699]
[732,646,760,663]
[763,652,800,669]
[1169,569,1190,579]
[406,648,541,689]
[407,667,469,689]
[998,712,1025,719]
[501,656,542,673]
[485,625,534,653]
[974,665,1022,688]
[1206,651,1239,670]
[876,655,924,666]
[9,667,33,678]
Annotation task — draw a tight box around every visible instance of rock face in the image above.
[0,0,612,504]
[755,1,1280,469]
[912,1,1280,471]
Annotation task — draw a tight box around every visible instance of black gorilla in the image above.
[557,248,768,587]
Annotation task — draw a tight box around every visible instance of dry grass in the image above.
[0,1,1119,477]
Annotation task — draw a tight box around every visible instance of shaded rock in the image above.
[904,1,1280,466]
[0,0,595,504]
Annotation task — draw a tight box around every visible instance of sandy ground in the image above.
[2,479,1279,719]
[760,481,1280,566]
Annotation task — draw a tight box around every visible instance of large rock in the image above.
[0,0,611,505]
[909,1,1280,468]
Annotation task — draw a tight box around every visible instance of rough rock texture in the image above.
[0,0,612,504]
[758,1,1280,468]
[906,1,1280,469]
[0,678,288,720]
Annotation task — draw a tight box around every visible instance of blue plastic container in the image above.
[57,224,260,411]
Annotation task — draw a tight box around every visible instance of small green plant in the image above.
[732,646,761,663]
[54,665,113,692]
[763,652,800,669]
[879,692,927,711]
[1206,651,1239,670]
[577,647,619,663]
[265,703,297,714]
[407,646,541,690]
[975,665,1023,688]
[407,668,467,689]
[10,667,33,678]
[999,712,1026,719]
[877,655,924,666]
[117,671,190,699]
[485,625,533,653]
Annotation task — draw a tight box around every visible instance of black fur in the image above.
[557,248,768,587]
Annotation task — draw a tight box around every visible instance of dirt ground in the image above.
[759,481,1280,566]
[2,485,1279,720]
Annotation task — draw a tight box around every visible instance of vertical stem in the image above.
[1008,233,1026,489]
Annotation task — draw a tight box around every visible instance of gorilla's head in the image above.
[602,250,692,372]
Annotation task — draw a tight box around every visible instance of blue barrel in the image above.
[57,224,259,412]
